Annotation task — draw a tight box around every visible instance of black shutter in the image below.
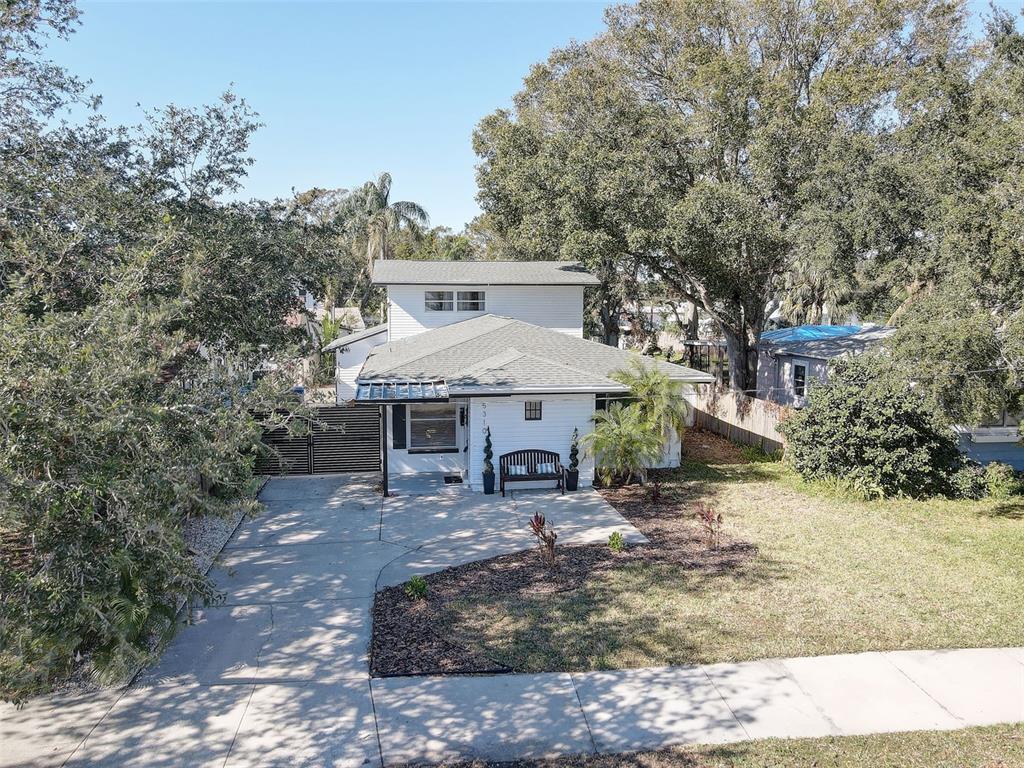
[391,404,407,449]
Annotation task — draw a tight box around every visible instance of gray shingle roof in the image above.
[323,323,387,352]
[358,315,715,394]
[371,260,601,286]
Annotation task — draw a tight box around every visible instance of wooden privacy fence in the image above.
[691,385,788,454]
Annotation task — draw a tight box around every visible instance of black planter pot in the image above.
[482,470,495,495]
[565,469,579,492]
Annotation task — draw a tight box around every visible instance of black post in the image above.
[379,404,388,497]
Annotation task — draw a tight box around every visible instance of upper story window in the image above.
[424,291,453,311]
[524,401,542,421]
[457,291,486,312]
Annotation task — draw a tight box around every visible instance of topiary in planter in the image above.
[482,426,495,494]
[565,427,580,491]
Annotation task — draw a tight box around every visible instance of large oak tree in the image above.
[475,0,953,391]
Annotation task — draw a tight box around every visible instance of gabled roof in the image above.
[762,325,896,360]
[371,259,601,286]
[358,315,714,396]
[323,323,387,352]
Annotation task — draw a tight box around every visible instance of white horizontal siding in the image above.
[467,395,595,491]
[387,285,584,341]
[335,335,387,402]
[756,353,828,407]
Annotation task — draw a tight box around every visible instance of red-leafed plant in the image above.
[529,512,558,568]
[694,502,723,549]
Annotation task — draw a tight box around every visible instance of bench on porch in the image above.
[499,449,564,497]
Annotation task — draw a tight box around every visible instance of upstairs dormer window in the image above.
[457,291,486,311]
[424,291,453,311]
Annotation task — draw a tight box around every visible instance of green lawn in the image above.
[427,724,1024,768]
[440,432,1024,671]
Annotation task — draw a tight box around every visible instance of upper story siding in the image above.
[386,284,584,341]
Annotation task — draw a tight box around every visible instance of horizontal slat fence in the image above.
[257,405,380,475]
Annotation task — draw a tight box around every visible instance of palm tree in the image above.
[344,173,429,309]
[612,357,689,440]
[357,172,429,264]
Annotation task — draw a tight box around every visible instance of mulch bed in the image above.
[371,446,756,677]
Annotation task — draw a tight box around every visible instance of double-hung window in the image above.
[424,291,453,311]
[792,362,808,397]
[408,403,458,453]
[457,291,486,311]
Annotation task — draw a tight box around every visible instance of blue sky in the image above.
[52,1,609,230]
[51,1,1015,231]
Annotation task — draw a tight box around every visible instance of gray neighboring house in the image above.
[756,325,897,408]
[756,323,1023,470]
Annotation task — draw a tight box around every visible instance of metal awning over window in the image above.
[354,380,450,403]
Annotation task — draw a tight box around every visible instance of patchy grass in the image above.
[420,724,1024,768]
[434,430,1024,672]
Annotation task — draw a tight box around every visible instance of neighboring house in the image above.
[328,260,714,493]
[756,323,1023,470]
[756,324,896,407]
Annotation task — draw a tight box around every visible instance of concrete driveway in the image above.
[2,474,642,768]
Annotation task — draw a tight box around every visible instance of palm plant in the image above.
[612,357,689,440]
[582,402,663,486]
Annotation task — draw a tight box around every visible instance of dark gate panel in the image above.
[311,406,381,473]
[257,406,381,476]
[256,425,311,475]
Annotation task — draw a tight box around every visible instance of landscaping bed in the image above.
[371,439,758,676]
[373,429,1024,675]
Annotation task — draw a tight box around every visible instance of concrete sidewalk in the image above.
[370,647,1024,765]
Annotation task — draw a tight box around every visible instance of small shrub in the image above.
[648,480,662,502]
[568,427,580,472]
[740,444,780,463]
[984,462,1022,499]
[693,502,723,549]
[949,462,987,500]
[482,427,494,475]
[583,402,663,486]
[405,575,427,601]
[608,531,625,552]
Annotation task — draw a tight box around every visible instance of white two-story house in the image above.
[326,260,714,493]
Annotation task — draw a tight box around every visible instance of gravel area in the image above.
[183,501,251,576]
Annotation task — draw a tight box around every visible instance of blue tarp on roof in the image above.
[761,325,861,344]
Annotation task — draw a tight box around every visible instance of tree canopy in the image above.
[475,0,1022,401]
[0,0,343,699]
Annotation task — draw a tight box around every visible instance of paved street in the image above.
[2,474,1022,767]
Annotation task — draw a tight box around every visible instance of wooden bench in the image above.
[499,449,564,497]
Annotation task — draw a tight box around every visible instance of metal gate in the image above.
[257,405,381,475]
